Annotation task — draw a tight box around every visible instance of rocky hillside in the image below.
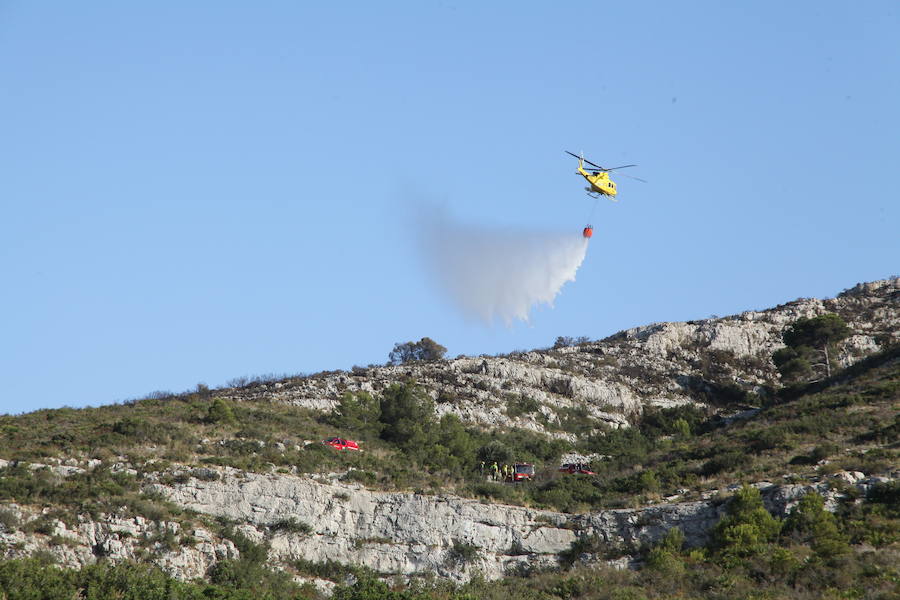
[0,278,897,597]
[222,278,899,434]
[1,456,892,590]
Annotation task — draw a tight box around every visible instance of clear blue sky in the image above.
[2,2,898,415]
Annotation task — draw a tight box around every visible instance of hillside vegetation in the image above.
[1,347,896,517]
[0,279,897,598]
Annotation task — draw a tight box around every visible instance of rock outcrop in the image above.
[2,465,892,584]
[0,502,238,580]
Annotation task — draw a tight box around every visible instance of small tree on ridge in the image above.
[773,313,850,382]
[388,337,447,365]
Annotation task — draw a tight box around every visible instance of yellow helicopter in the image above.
[565,151,644,200]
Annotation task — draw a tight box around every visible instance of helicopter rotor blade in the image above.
[582,158,608,170]
[566,151,644,180]
[616,173,647,183]
[565,151,609,171]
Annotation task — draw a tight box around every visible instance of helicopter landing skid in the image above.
[586,191,618,202]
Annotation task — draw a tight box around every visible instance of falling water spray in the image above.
[418,209,590,325]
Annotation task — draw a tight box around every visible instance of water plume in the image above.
[418,210,589,325]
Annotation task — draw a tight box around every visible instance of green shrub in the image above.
[772,348,813,383]
[747,426,792,453]
[331,392,382,435]
[534,474,605,511]
[0,558,308,599]
[472,482,514,503]
[111,417,153,440]
[782,492,849,559]
[700,450,750,476]
[378,383,435,449]
[558,535,604,568]
[446,540,480,566]
[477,441,513,466]
[844,481,900,547]
[427,414,478,472]
[585,427,652,465]
[641,405,707,438]
[505,394,541,418]
[219,527,269,565]
[0,558,76,599]
[332,577,401,600]
[867,480,900,513]
[0,508,19,532]
[269,517,312,536]
[23,514,57,536]
[292,557,375,583]
[342,470,377,485]
[191,468,221,481]
[809,443,839,463]
[207,398,237,425]
[712,485,782,566]
[657,527,685,554]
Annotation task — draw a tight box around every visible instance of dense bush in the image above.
[331,392,382,436]
[504,394,540,418]
[446,540,480,566]
[700,449,751,476]
[378,384,435,449]
[534,473,604,511]
[471,481,516,502]
[712,485,782,565]
[613,469,660,495]
[782,492,849,559]
[645,527,686,576]
[584,427,652,465]
[0,508,19,532]
[0,558,313,600]
[207,398,237,425]
[292,557,375,584]
[476,440,513,466]
[207,528,303,597]
[0,463,179,524]
[269,517,313,536]
[640,405,708,438]
[843,481,900,547]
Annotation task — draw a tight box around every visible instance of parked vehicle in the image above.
[559,463,595,475]
[512,462,535,482]
[323,437,360,451]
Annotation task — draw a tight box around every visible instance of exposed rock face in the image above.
[0,503,237,580]
[3,467,890,585]
[145,469,891,582]
[148,469,577,581]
